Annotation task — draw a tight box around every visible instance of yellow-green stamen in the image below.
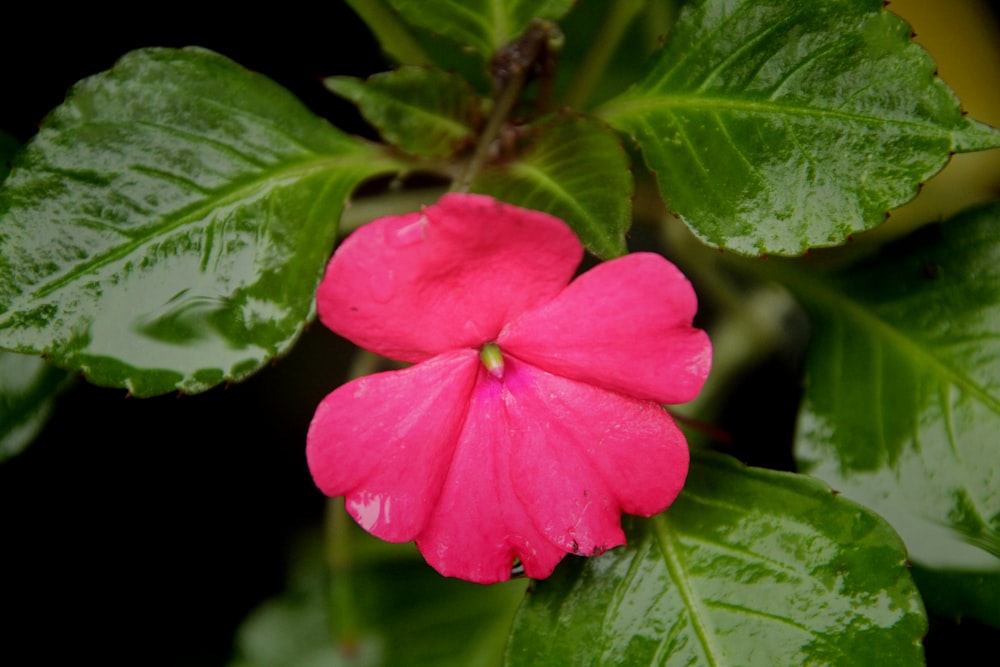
[479,342,505,379]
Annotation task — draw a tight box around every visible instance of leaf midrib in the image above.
[504,161,615,255]
[778,262,1000,416]
[598,93,956,137]
[651,513,723,667]
[7,151,398,311]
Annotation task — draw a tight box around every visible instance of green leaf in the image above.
[471,112,631,258]
[230,528,527,667]
[506,450,927,666]
[598,0,1000,255]
[345,0,492,93]
[557,0,678,110]
[344,0,436,67]
[0,48,403,397]
[0,132,71,461]
[788,202,1000,622]
[910,565,1000,627]
[325,67,484,160]
[0,351,72,462]
[386,0,576,66]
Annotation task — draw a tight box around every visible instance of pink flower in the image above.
[307,193,711,583]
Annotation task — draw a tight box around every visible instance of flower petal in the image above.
[416,357,689,582]
[306,349,479,542]
[318,193,583,362]
[499,252,711,404]
[416,369,567,583]
[503,358,689,553]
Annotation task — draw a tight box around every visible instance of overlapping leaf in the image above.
[505,450,926,666]
[386,0,575,65]
[0,135,71,461]
[471,113,632,258]
[0,48,404,396]
[325,67,483,159]
[598,0,1000,255]
[0,352,71,461]
[791,203,1000,623]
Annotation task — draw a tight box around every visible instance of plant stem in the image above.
[322,350,385,654]
[454,20,560,192]
[325,497,361,653]
[564,0,645,109]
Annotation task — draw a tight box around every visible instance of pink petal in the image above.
[499,252,711,404]
[416,368,567,583]
[503,357,689,551]
[318,193,583,362]
[306,349,480,542]
[415,356,689,583]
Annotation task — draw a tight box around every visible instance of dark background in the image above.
[2,3,999,665]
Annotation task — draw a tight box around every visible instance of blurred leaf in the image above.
[471,112,631,258]
[789,202,1000,624]
[0,47,404,397]
[0,352,72,462]
[343,0,435,67]
[230,527,527,667]
[326,67,484,160]
[505,450,926,667]
[599,0,1000,255]
[556,0,683,109]
[386,0,576,66]
[344,0,492,93]
[0,131,19,182]
[911,565,1000,628]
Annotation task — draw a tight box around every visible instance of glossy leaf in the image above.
[325,67,483,160]
[0,135,71,461]
[0,48,403,397]
[471,113,631,258]
[598,0,1000,255]
[230,529,527,667]
[790,203,1000,621]
[505,450,926,667]
[386,0,576,66]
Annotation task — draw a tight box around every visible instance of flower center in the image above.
[479,342,505,379]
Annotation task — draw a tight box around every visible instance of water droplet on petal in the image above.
[390,215,428,247]
[349,493,392,530]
